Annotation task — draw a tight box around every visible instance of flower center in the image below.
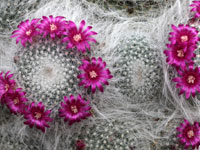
[34,112,42,120]
[5,84,9,92]
[50,24,57,31]
[26,30,32,36]
[73,34,82,42]
[71,105,78,114]
[187,130,195,138]
[89,70,98,79]
[177,49,184,58]
[187,75,196,84]
[13,98,19,105]
[181,35,189,42]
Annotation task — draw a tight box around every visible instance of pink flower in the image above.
[176,119,200,148]
[169,24,199,46]
[78,57,113,93]
[11,19,40,47]
[3,88,27,114]
[24,102,52,132]
[0,71,16,101]
[59,94,91,125]
[190,1,200,19]
[173,66,200,99]
[76,140,86,150]
[62,20,97,53]
[38,15,68,39]
[164,44,196,68]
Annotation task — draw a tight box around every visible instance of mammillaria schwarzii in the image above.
[85,0,176,17]
[0,0,42,34]
[1,0,200,150]
[113,35,162,103]
[1,15,113,132]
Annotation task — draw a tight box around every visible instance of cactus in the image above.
[67,120,135,150]
[86,0,175,16]
[0,107,44,150]
[0,0,41,34]
[113,35,162,103]
[0,133,44,150]
[14,38,89,112]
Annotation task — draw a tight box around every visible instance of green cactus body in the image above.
[113,36,162,103]
[14,38,89,112]
[86,0,175,16]
[0,134,44,150]
[68,120,135,150]
[0,0,41,34]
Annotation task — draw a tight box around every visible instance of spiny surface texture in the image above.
[14,38,89,112]
[86,0,176,16]
[0,0,43,34]
[113,35,162,103]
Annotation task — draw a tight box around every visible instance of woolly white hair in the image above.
[0,0,197,149]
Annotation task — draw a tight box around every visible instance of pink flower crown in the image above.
[0,16,113,133]
[164,1,200,100]
[164,1,200,149]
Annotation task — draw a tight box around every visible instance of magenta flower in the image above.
[190,1,200,19]
[11,19,40,47]
[169,24,199,46]
[172,66,200,99]
[24,102,52,132]
[0,71,16,101]
[78,57,113,93]
[164,44,196,68]
[76,140,86,150]
[59,94,91,125]
[3,88,27,114]
[176,119,200,148]
[38,15,68,39]
[62,20,97,53]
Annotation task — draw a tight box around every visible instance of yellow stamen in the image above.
[50,24,57,31]
[26,30,32,36]
[34,112,42,120]
[89,70,98,79]
[177,49,184,58]
[181,35,189,42]
[187,130,195,138]
[5,84,9,92]
[13,98,19,105]
[73,34,82,42]
[71,105,78,114]
[187,75,196,84]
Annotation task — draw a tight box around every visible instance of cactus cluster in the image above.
[86,0,175,16]
[68,120,135,150]
[14,38,89,112]
[0,133,43,150]
[113,36,162,103]
[0,0,41,33]
[0,107,44,150]
[151,120,184,150]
